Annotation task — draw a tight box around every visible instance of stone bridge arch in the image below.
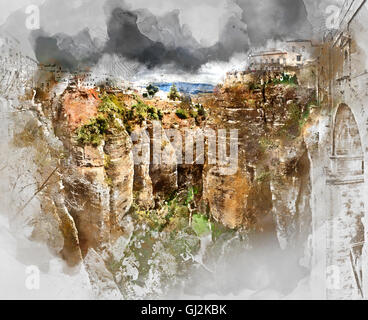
[330,103,364,182]
[326,103,365,299]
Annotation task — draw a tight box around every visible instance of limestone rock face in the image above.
[60,89,99,131]
[28,81,318,296]
[176,128,204,191]
[61,130,135,256]
[270,150,312,251]
[46,88,135,258]
[203,167,249,228]
[55,200,84,267]
[131,128,154,209]
[198,83,315,235]
[134,164,154,208]
[22,110,84,267]
[104,131,134,225]
[63,166,111,256]
[149,123,178,196]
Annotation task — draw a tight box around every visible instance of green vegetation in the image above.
[248,82,261,91]
[191,103,207,121]
[105,175,113,187]
[129,99,163,123]
[184,186,198,206]
[104,185,239,298]
[256,170,271,183]
[133,187,198,232]
[272,73,298,86]
[76,115,109,147]
[175,108,189,119]
[104,154,111,169]
[259,137,279,153]
[146,84,159,98]
[196,104,206,118]
[175,103,206,121]
[129,185,232,245]
[299,102,312,128]
[192,214,212,237]
[276,101,312,139]
[76,94,163,146]
[248,73,298,93]
[168,84,181,101]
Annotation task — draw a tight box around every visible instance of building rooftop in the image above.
[249,50,288,57]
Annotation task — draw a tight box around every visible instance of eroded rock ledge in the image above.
[25,79,318,297]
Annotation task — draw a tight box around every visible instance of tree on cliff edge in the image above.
[146,84,159,98]
[168,84,181,101]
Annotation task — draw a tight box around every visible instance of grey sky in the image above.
[0,0,342,44]
[0,0,345,78]
[0,0,45,25]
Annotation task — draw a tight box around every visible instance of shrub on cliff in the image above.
[175,108,189,119]
[277,102,312,139]
[146,84,159,98]
[175,103,206,121]
[273,73,298,86]
[192,214,212,237]
[75,94,164,145]
[131,100,163,123]
[168,84,181,101]
[196,104,206,117]
[76,115,109,146]
[104,183,239,298]
[248,82,260,91]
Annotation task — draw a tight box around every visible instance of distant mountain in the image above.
[152,82,214,94]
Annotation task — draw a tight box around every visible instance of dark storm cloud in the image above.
[31,29,102,70]
[26,0,313,72]
[33,34,78,70]
[236,0,313,44]
[102,4,251,71]
[104,8,204,71]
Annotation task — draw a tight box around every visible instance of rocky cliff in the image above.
[23,73,318,298]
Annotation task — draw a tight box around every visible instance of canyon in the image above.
[11,71,316,298]
[1,0,368,301]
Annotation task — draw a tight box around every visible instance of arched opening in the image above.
[329,104,364,182]
[333,104,362,156]
[327,104,365,299]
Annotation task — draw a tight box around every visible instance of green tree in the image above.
[168,84,180,101]
[146,84,159,98]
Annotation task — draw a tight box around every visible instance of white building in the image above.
[248,40,317,71]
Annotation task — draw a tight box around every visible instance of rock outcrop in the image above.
[131,127,154,209]
[148,122,178,196]
[104,131,134,225]
[27,78,317,296]
[38,88,135,260]
[197,82,316,247]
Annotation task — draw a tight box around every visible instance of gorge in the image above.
[1,0,368,301]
